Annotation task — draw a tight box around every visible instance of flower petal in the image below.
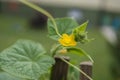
[58,34,77,47]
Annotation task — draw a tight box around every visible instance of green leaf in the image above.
[0,40,55,79]
[0,72,25,80]
[67,47,94,63]
[48,17,79,40]
[73,21,88,33]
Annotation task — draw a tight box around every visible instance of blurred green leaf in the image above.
[0,72,25,80]
[67,47,93,63]
[0,72,26,80]
[48,17,79,40]
[0,40,55,79]
[73,21,88,33]
[67,47,85,56]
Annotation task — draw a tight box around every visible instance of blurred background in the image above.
[0,0,120,80]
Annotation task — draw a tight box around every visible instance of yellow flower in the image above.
[58,34,77,46]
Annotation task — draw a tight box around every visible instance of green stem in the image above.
[80,48,94,63]
[85,54,94,63]
[19,0,61,37]
[51,44,61,57]
[60,57,93,80]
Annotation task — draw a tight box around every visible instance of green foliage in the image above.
[0,0,94,80]
[74,21,88,33]
[67,47,93,63]
[73,21,91,43]
[67,47,87,56]
[47,17,79,40]
[0,40,55,79]
[0,72,25,80]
